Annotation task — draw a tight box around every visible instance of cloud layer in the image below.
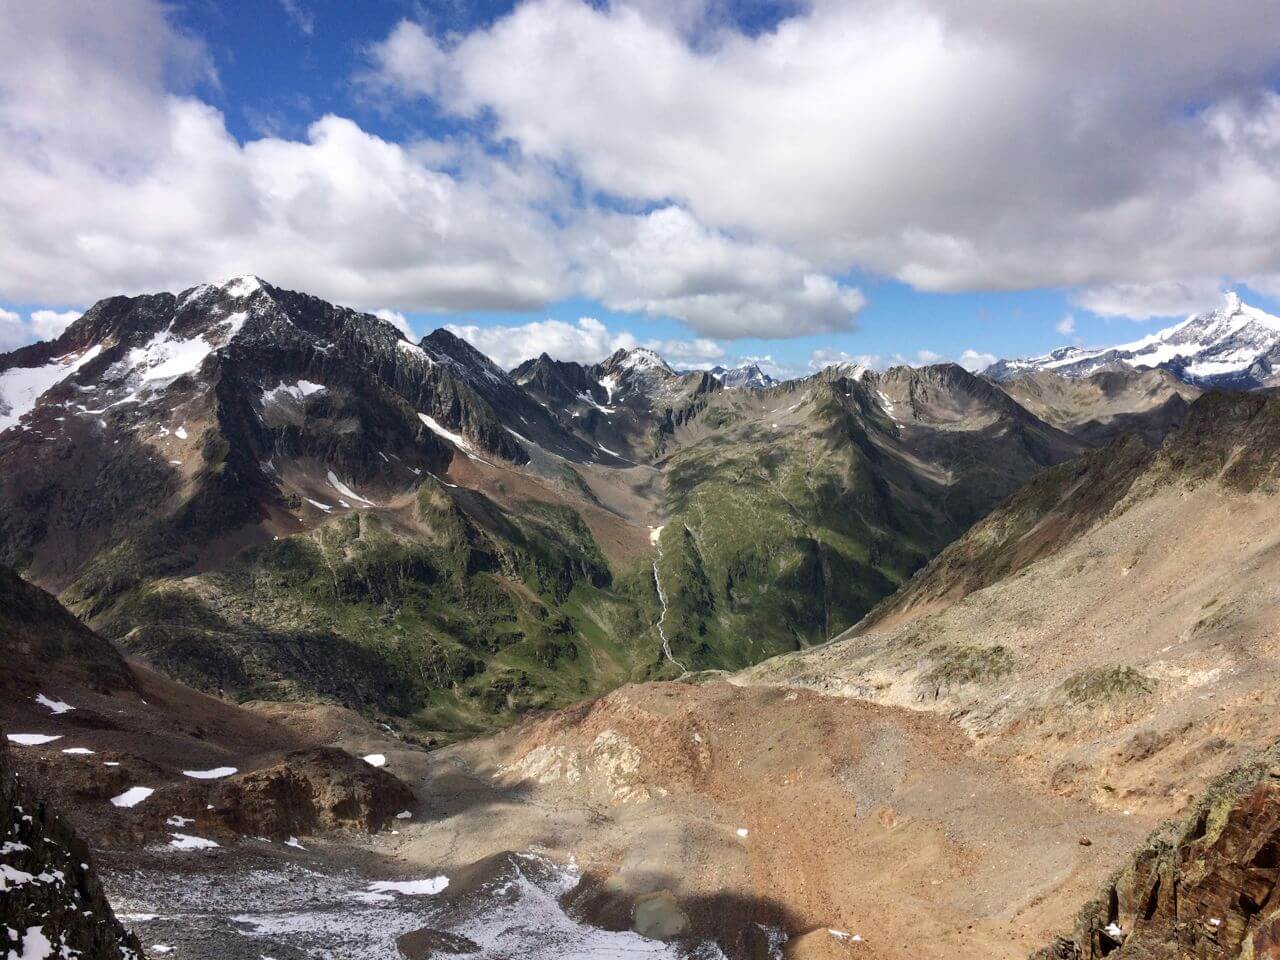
[372,0,1280,317]
[0,0,863,341]
[6,0,1280,355]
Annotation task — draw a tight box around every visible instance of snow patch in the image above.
[327,472,374,506]
[6,734,62,747]
[365,877,449,896]
[263,380,326,405]
[361,754,386,768]
[0,345,103,433]
[417,413,474,454]
[34,694,74,715]
[182,767,237,780]
[9,925,53,960]
[222,275,263,298]
[60,747,94,755]
[169,834,219,850]
[110,786,155,808]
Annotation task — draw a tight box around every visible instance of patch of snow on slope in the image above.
[576,391,615,414]
[0,345,103,433]
[263,380,326,404]
[113,313,248,390]
[169,834,219,850]
[6,734,62,746]
[304,498,333,512]
[182,767,237,779]
[361,754,386,767]
[417,413,474,454]
[395,339,433,364]
[10,925,53,960]
[34,694,74,715]
[365,877,449,896]
[222,275,263,299]
[617,348,669,372]
[110,786,155,808]
[326,472,374,506]
[60,747,94,755]
[598,374,619,402]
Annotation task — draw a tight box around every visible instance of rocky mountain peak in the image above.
[709,362,775,390]
[986,292,1280,388]
[600,347,673,377]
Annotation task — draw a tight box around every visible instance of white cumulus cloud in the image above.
[370,0,1280,299]
[446,316,726,370]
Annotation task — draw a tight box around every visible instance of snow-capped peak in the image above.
[986,293,1280,388]
[616,347,671,373]
[221,275,265,299]
[709,363,776,390]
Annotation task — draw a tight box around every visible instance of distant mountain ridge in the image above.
[0,276,1112,733]
[986,293,1280,388]
[707,362,775,390]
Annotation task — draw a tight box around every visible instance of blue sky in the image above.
[5,1,1280,375]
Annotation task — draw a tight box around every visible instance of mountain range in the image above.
[0,275,1132,736]
[8,277,1280,960]
[986,292,1280,388]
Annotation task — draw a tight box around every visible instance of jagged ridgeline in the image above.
[0,277,1084,732]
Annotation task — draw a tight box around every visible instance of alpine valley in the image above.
[7,280,1280,960]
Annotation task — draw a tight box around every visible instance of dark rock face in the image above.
[202,747,415,838]
[708,363,775,390]
[0,563,136,699]
[0,736,144,959]
[512,353,609,406]
[1036,750,1280,960]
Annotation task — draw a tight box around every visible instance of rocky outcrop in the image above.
[1036,745,1280,959]
[201,747,414,838]
[0,735,144,959]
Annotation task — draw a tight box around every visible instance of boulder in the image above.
[203,746,415,837]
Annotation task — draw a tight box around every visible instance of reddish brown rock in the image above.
[1036,759,1280,959]
[200,746,415,838]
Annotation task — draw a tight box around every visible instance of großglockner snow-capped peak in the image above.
[985,292,1280,388]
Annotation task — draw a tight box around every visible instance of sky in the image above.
[4,1,1280,378]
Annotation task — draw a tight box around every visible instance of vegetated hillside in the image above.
[0,278,661,733]
[1036,741,1280,959]
[739,389,1280,823]
[0,734,144,960]
[646,363,1084,671]
[1,562,417,851]
[998,367,1201,447]
[0,277,1084,732]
